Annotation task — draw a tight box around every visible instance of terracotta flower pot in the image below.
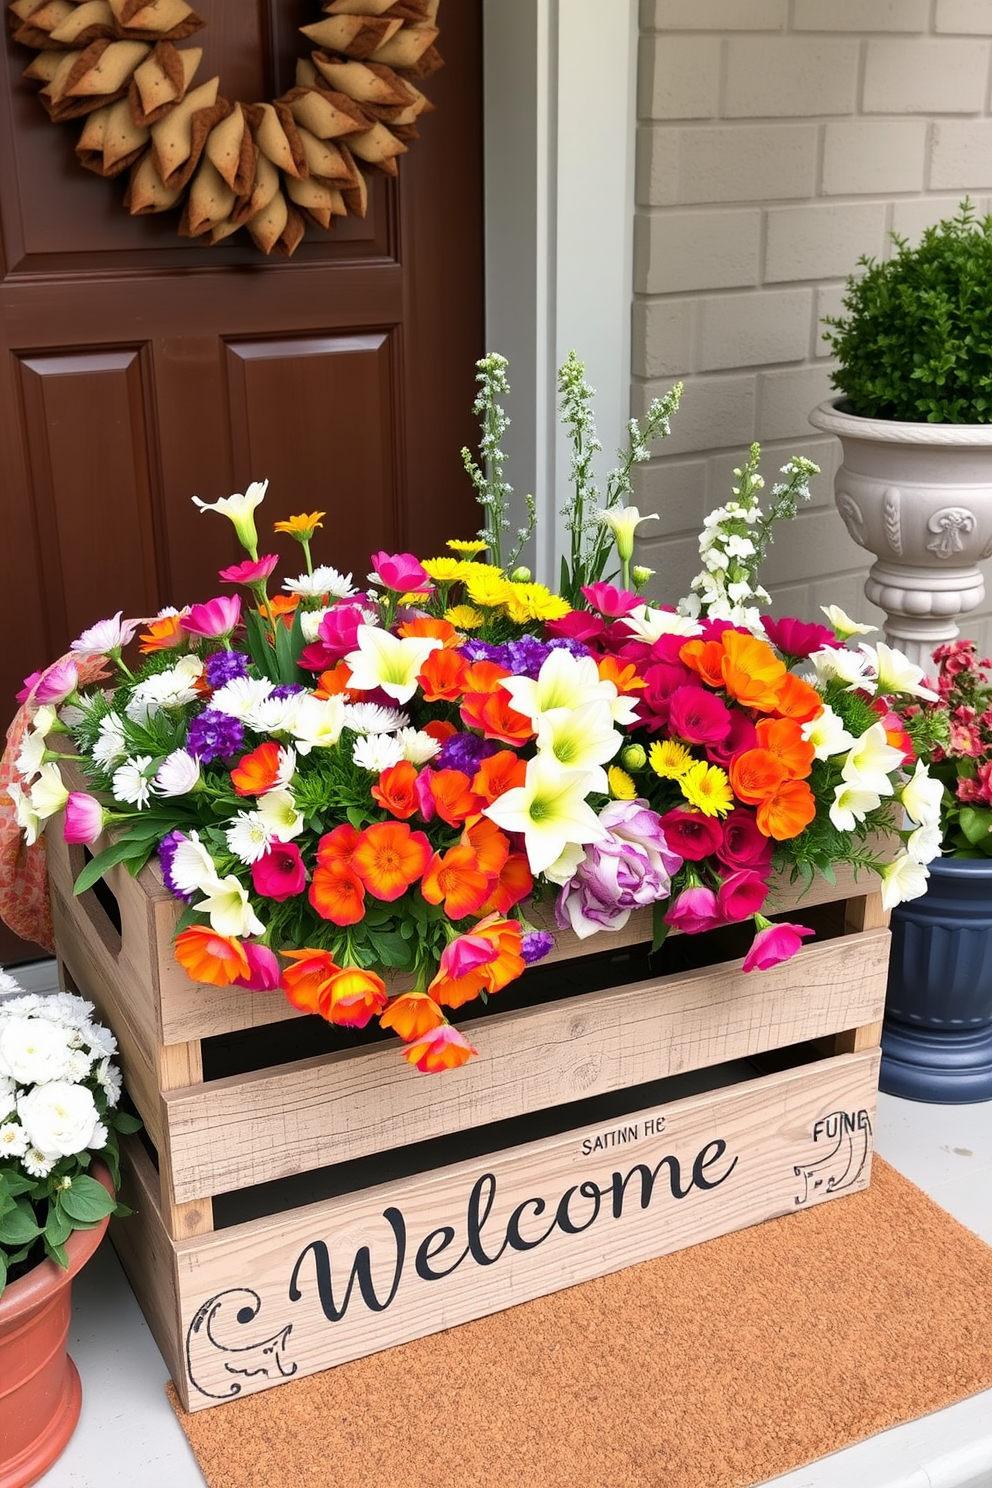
[0,1164,113,1488]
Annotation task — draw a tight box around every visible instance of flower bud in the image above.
[631,565,654,588]
[621,744,647,771]
[509,566,532,583]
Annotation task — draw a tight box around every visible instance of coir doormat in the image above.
[168,1159,992,1488]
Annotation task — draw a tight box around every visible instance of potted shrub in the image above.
[0,974,137,1488]
[881,639,992,1103]
[809,201,992,669]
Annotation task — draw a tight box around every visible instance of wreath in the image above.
[6,0,443,256]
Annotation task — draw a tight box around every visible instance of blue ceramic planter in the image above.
[881,857,992,1103]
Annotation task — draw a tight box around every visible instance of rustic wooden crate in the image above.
[46,823,888,1412]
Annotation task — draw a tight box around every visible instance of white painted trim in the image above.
[482,0,638,582]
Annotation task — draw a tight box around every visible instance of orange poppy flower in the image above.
[754,718,815,780]
[174,927,251,986]
[314,661,355,699]
[459,689,535,744]
[280,948,340,1015]
[403,1023,478,1073]
[728,748,790,805]
[371,759,419,819]
[138,614,187,654]
[351,821,432,901]
[257,594,299,624]
[421,844,492,919]
[462,817,510,878]
[679,638,726,689]
[462,660,512,694]
[230,740,283,796]
[422,719,458,746]
[398,615,460,647]
[477,851,533,915]
[417,647,470,702]
[755,778,817,841]
[380,991,446,1042]
[322,967,388,1029]
[426,768,484,826]
[770,671,824,724]
[428,916,525,1009]
[720,631,788,712]
[309,861,366,925]
[315,823,362,868]
[597,656,646,693]
[471,750,527,806]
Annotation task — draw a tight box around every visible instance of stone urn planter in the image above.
[0,1164,113,1488]
[881,859,992,1104]
[809,397,992,670]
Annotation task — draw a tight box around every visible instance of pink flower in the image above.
[742,920,815,972]
[439,934,498,980]
[232,942,283,991]
[370,551,432,593]
[636,662,694,731]
[707,709,758,767]
[16,670,44,703]
[63,792,105,845]
[658,808,723,861]
[544,611,607,645]
[761,615,835,659]
[299,603,367,671]
[664,885,725,934]
[251,842,307,900]
[580,583,641,618]
[32,658,79,705]
[181,595,242,638]
[668,686,732,747]
[716,808,772,872]
[71,611,140,656]
[716,868,769,923]
[219,554,279,586]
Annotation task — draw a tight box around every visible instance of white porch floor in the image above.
[15,954,992,1488]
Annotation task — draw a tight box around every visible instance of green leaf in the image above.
[244,609,280,682]
[651,900,670,955]
[110,1111,143,1135]
[0,1200,42,1247]
[59,1174,116,1225]
[959,806,992,847]
[45,1204,73,1249]
[73,839,146,895]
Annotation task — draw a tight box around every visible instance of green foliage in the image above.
[824,200,992,423]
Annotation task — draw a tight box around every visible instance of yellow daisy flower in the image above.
[422,557,468,583]
[464,567,514,609]
[648,740,694,779]
[607,765,637,800]
[502,583,572,624]
[445,604,485,630]
[678,760,734,818]
[273,511,324,539]
[398,591,433,606]
[446,538,488,554]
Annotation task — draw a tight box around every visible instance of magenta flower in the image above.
[370,551,432,593]
[716,807,773,872]
[439,933,498,980]
[580,583,641,618]
[658,807,723,861]
[250,842,307,901]
[62,792,105,845]
[716,868,769,923]
[181,595,242,639]
[668,685,732,747]
[544,611,607,645]
[761,615,835,659]
[16,670,44,704]
[219,554,279,586]
[664,885,725,935]
[707,709,758,767]
[556,800,681,939]
[636,662,695,731]
[299,603,367,671]
[32,658,79,706]
[232,942,283,991]
[742,920,815,972]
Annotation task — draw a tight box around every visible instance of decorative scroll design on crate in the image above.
[793,1108,872,1206]
[186,1288,298,1401]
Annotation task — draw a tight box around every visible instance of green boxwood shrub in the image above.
[823,200,992,424]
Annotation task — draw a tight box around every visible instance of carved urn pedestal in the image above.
[809,398,992,669]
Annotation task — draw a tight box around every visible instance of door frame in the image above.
[482,0,638,581]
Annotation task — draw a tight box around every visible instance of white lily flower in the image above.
[800,704,855,761]
[535,702,621,792]
[899,758,945,829]
[594,505,658,561]
[256,788,304,842]
[482,753,608,875]
[808,645,875,691]
[821,604,877,640]
[191,478,268,551]
[841,722,905,796]
[193,876,266,938]
[284,694,347,754]
[345,627,444,704]
[28,762,69,819]
[906,821,944,865]
[829,781,882,833]
[168,833,223,898]
[622,604,703,645]
[7,781,41,846]
[501,648,614,722]
[859,641,939,701]
[878,853,930,911]
[543,842,589,885]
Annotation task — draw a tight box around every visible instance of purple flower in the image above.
[460,639,504,665]
[504,636,551,677]
[205,650,250,688]
[546,636,593,659]
[270,683,304,700]
[185,709,245,762]
[158,831,192,902]
[556,799,682,939]
[436,732,500,774]
[520,930,555,964]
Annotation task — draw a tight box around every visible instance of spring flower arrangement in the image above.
[0,972,139,1294]
[2,353,943,1074]
[912,639,992,857]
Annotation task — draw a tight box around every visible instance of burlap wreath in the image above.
[7,0,442,255]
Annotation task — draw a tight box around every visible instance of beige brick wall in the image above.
[633,0,992,656]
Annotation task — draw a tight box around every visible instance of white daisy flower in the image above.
[299,607,331,644]
[21,1147,54,1178]
[283,564,355,600]
[226,811,274,865]
[352,732,405,773]
[65,1047,94,1081]
[0,1120,28,1157]
[396,727,441,766]
[125,655,203,724]
[343,703,410,735]
[92,712,128,768]
[83,1023,117,1059]
[71,611,139,657]
[95,1056,122,1106]
[154,749,201,797]
[112,756,155,809]
[210,675,276,720]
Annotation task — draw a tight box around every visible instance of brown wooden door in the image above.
[0,1,484,961]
